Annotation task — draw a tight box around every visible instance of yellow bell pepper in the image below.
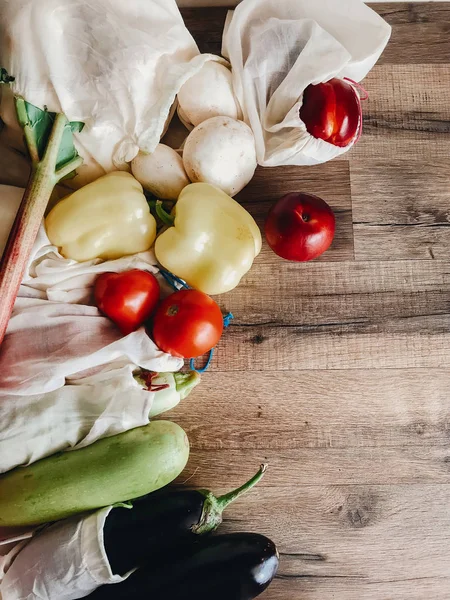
[45,172,156,261]
[155,183,261,295]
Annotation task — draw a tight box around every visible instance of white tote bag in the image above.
[222,0,391,166]
[0,0,214,186]
[0,508,129,599]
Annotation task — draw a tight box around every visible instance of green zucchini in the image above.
[0,420,189,527]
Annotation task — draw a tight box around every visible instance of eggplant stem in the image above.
[192,464,268,535]
[216,464,268,511]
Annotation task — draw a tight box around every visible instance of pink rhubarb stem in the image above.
[0,112,82,344]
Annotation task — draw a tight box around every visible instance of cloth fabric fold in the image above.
[0,508,127,600]
[222,0,391,166]
[0,0,202,185]
[0,210,181,595]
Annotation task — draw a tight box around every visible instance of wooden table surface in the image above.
[170,4,450,599]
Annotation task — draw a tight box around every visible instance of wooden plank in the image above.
[180,7,226,55]
[175,446,450,486]
[170,369,450,454]
[216,261,450,325]
[228,485,450,589]
[213,326,450,371]
[353,65,450,161]
[181,4,450,65]
[266,577,450,600]
[374,3,450,23]
[351,159,450,261]
[378,23,450,65]
[190,260,450,371]
[375,2,450,65]
[236,162,354,262]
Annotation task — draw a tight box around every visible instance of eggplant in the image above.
[103,464,267,575]
[90,532,279,600]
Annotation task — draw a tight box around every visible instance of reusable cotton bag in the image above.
[0,0,216,186]
[0,5,201,587]
[0,188,182,596]
[222,0,391,166]
[0,508,129,600]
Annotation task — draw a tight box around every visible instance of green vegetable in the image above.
[15,99,84,174]
[135,370,201,417]
[0,72,84,343]
[0,420,189,526]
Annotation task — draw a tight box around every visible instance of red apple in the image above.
[265,193,335,262]
[300,78,362,147]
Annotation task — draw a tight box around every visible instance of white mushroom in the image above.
[177,60,242,128]
[131,144,189,200]
[183,116,257,197]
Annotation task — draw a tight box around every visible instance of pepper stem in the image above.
[155,200,175,226]
[192,464,267,535]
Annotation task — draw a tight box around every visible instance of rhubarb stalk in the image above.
[0,97,83,343]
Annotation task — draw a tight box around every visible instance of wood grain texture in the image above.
[352,160,450,260]
[171,369,450,453]
[175,4,450,599]
[196,260,450,371]
[375,3,450,64]
[351,65,450,161]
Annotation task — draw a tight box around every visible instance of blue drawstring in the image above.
[158,268,234,374]
[189,348,215,373]
[189,312,234,373]
[159,267,190,291]
[223,312,234,328]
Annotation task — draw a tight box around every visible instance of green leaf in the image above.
[15,99,84,170]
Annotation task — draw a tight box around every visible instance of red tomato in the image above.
[152,289,223,358]
[94,269,160,335]
[265,192,335,262]
[300,78,362,147]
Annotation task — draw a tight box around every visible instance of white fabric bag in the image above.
[222,0,391,166]
[0,188,183,465]
[0,186,183,595]
[0,363,169,474]
[0,0,214,186]
[0,508,126,600]
[0,214,182,397]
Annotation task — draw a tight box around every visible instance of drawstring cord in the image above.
[189,312,234,373]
